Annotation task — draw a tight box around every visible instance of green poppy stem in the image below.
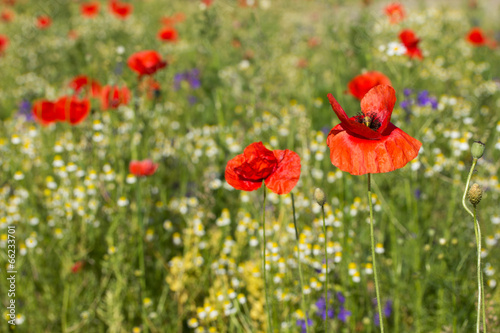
[291,193,310,333]
[136,182,148,333]
[461,158,486,333]
[368,173,384,332]
[261,187,273,331]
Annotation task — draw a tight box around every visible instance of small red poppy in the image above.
[326,85,421,175]
[158,26,178,42]
[347,71,392,100]
[55,96,91,125]
[69,75,102,98]
[129,159,159,177]
[100,85,131,110]
[201,0,214,7]
[399,29,423,60]
[384,3,405,24]
[1,9,14,22]
[127,50,167,76]
[81,2,100,18]
[37,15,51,29]
[225,142,301,195]
[466,27,486,46]
[139,77,161,99]
[71,261,85,274]
[32,100,61,125]
[239,0,258,8]
[109,0,132,19]
[0,34,8,54]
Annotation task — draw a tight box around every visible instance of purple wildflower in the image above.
[337,307,351,323]
[315,294,334,320]
[17,100,34,121]
[296,316,313,333]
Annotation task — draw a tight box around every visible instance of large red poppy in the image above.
[69,75,102,98]
[127,50,167,76]
[384,3,405,24]
[326,85,421,175]
[399,29,423,60]
[55,96,91,125]
[109,0,132,19]
[100,85,131,110]
[347,71,391,100]
[32,100,61,125]
[81,2,100,18]
[129,159,158,177]
[225,142,301,195]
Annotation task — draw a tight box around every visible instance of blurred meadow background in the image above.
[1,0,500,332]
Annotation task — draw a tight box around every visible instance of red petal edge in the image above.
[264,149,301,195]
[225,153,263,191]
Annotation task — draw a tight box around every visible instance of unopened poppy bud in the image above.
[468,183,482,206]
[314,188,326,206]
[471,141,485,159]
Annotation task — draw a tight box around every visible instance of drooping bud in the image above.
[314,188,326,206]
[468,183,483,207]
[471,141,485,160]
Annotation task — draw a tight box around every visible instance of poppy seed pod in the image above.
[314,188,326,206]
[471,141,485,159]
[468,183,482,206]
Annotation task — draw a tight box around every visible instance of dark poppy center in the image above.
[354,112,381,131]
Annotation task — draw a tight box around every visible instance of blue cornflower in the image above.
[315,294,335,320]
[17,100,33,121]
[337,306,351,323]
[174,69,201,90]
[296,317,313,333]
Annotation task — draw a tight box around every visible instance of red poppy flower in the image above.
[326,85,421,175]
[0,34,8,54]
[201,0,214,7]
[109,0,132,19]
[36,15,51,29]
[466,27,486,46]
[71,261,85,274]
[127,50,167,76]
[139,77,161,99]
[55,96,91,125]
[32,100,61,125]
[158,26,178,42]
[69,75,102,98]
[81,2,100,18]
[399,29,423,60]
[1,9,14,22]
[129,159,159,177]
[225,142,301,195]
[384,3,405,24]
[347,71,392,100]
[100,85,131,110]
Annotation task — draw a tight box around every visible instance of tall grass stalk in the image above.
[261,188,273,331]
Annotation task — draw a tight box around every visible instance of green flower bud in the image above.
[468,183,483,207]
[314,188,326,207]
[471,141,485,160]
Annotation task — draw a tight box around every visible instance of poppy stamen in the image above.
[355,112,381,131]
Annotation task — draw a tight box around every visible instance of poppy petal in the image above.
[360,85,396,133]
[327,123,421,175]
[264,149,301,195]
[328,93,382,139]
[225,153,263,191]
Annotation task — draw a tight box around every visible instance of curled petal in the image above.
[327,123,421,175]
[360,85,396,133]
[264,149,301,195]
[234,142,278,180]
[225,153,263,192]
[328,93,381,140]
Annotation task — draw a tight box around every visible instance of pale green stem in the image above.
[321,205,328,333]
[261,188,273,331]
[368,174,384,332]
[461,158,485,333]
[291,193,309,333]
[136,182,148,333]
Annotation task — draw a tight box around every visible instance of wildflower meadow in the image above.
[1,0,500,332]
